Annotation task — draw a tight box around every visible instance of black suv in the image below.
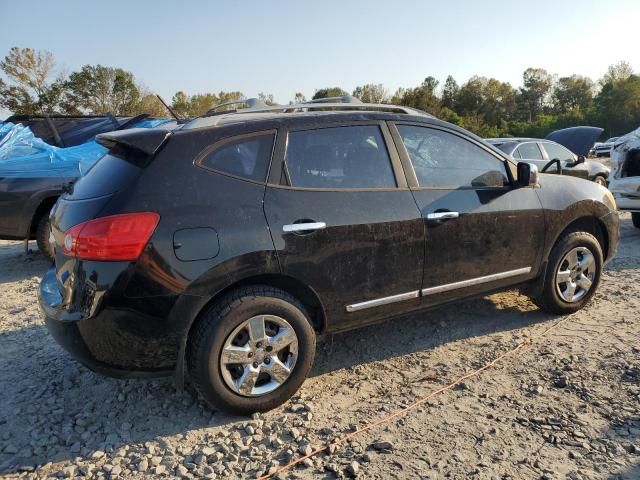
[39,101,619,414]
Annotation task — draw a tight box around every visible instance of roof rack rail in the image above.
[190,100,433,127]
[307,95,362,104]
[205,98,268,115]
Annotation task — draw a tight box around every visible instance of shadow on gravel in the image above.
[0,249,50,284]
[608,463,640,479]
[311,294,551,377]
[0,293,552,474]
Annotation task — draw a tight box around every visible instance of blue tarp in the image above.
[0,118,174,178]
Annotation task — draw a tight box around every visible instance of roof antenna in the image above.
[156,94,182,122]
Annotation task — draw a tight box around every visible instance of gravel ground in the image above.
[1,213,639,480]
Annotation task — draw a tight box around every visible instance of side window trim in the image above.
[194,129,277,184]
[268,121,408,191]
[388,121,514,189]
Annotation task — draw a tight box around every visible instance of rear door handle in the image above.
[426,211,459,221]
[283,222,327,233]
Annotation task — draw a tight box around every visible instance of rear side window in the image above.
[284,125,396,189]
[515,142,543,160]
[198,133,274,182]
[397,125,508,188]
[542,142,574,162]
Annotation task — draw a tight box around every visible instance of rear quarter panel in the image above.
[0,177,70,239]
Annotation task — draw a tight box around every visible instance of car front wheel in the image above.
[632,212,640,229]
[534,231,603,314]
[593,175,607,187]
[187,286,316,414]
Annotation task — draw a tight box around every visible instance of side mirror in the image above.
[517,162,539,187]
[577,155,586,164]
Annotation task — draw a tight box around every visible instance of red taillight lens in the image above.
[62,212,160,261]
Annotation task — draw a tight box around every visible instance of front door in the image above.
[264,123,425,331]
[391,123,545,306]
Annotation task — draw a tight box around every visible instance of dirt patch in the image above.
[1,215,639,479]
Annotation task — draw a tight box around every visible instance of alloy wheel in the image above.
[555,246,596,303]
[220,315,298,397]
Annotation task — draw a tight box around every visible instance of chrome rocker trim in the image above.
[345,267,532,312]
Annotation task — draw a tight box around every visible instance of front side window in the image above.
[198,133,274,182]
[515,142,543,160]
[541,142,575,162]
[397,125,508,188]
[285,125,396,189]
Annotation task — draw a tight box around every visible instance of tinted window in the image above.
[542,142,574,162]
[199,133,274,182]
[515,142,543,160]
[397,125,508,188]
[285,126,396,189]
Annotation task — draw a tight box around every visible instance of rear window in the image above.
[69,149,143,200]
[197,132,274,182]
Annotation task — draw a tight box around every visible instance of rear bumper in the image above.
[39,268,179,378]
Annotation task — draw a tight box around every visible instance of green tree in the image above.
[394,77,440,115]
[441,75,459,110]
[552,75,594,113]
[601,61,633,85]
[258,92,276,105]
[0,47,63,114]
[312,87,348,100]
[594,74,640,136]
[63,65,140,115]
[518,67,553,121]
[352,83,388,103]
[291,92,306,104]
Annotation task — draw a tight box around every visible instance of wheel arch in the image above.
[173,272,326,389]
[28,195,59,237]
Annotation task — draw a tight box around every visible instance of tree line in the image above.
[1,47,638,138]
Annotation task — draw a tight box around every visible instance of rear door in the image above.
[390,122,545,306]
[264,122,425,331]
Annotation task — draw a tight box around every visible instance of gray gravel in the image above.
[1,213,639,479]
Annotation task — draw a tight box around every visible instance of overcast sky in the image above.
[1,0,640,117]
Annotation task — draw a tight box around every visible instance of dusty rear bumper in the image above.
[39,267,177,379]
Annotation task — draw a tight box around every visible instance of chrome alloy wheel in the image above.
[555,246,596,303]
[220,315,298,397]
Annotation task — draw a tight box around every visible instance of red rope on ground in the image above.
[257,317,569,479]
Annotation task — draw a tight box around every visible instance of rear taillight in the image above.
[62,212,160,261]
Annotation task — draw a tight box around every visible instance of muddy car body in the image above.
[39,102,619,413]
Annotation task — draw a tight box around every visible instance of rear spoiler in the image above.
[95,128,172,156]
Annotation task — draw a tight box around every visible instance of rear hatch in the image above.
[50,128,172,278]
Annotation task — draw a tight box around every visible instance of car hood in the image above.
[545,126,604,157]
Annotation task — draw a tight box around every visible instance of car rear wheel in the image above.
[534,231,603,315]
[632,212,640,229]
[593,175,607,187]
[36,214,54,261]
[187,286,316,414]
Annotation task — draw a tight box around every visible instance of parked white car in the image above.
[592,137,619,157]
[608,127,640,228]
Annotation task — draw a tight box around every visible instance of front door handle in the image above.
[426,211,459,221]
[283,222,327,233]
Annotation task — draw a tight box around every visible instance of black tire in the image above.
[187,286,316,415]
[35,214,54,261]
[534,231,603,315]
[632,212,640,229]
[593,175,607,187]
